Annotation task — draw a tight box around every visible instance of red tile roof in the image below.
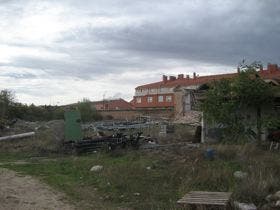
[136,65,280,90]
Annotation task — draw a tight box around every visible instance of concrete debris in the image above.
[234,201,257,210]
[173,111,202,125]
[90,165,103,172]
[133,192,140,196]
[234,171,248,179]
[263,191,280,209]
[146,166,152,170]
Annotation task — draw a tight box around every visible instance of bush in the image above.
[76,99,103,122]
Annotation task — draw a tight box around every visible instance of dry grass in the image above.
[214,144,280,208]
[0,120,64,154]
[0,143,279,209]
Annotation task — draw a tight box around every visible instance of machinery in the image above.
[63,110,142,153]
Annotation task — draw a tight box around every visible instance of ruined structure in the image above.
[132,64,280,142]
[132,64,280,111]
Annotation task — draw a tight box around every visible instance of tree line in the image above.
[0,90,102,128]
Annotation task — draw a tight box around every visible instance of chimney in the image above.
[237,67,240,73]
[178,74,184,79]
[259,65,263,72]
[186,75,190,79]
[169,76,176,81]
[162,75,167,83]
[193,72,197,79]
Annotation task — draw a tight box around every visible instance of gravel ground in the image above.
[0,167,75,210]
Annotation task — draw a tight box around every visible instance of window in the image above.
[147,96,153,103]
[158,95,163,102]
[136,97,141,103]
[166,95,172,102]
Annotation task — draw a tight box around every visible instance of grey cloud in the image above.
[1,0,280,104]
[89,1,280,66]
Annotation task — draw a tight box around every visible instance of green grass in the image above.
[1,151,183,209]
[0,145,280,209]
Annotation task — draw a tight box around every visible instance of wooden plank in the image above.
[188,191,232,195]
[181,191,232,197]
[178,200,227,206]
[178,199,228,202]
[177,191,232,207]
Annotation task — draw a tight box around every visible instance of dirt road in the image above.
[0,167,75,210]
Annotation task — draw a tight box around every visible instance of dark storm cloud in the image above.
[89,0,280,66]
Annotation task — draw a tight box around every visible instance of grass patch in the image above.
[0,145,280,209]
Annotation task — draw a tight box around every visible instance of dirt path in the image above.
[0,167,75,210]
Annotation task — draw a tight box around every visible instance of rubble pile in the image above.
[173,111,202,125]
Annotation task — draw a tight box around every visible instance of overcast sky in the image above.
[0,0,279,105]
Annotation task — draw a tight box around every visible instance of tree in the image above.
[0,89,15,119]
[202,62,276,143]
[76,98,102,122]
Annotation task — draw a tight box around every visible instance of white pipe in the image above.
[0,132,35,141]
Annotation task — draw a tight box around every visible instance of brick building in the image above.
[92,98,133,111]
[132,64,280,109]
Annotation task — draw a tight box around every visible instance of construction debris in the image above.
[173,110,202,125]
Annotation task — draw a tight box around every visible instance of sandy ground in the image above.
[0,167,75,210]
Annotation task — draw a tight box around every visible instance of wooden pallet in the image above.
[177,191,232,210]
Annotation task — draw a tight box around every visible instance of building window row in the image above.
[135,95,173,104]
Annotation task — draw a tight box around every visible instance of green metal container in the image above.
[64,110,83,141]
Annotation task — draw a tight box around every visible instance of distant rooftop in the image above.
[136,64,280,89]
